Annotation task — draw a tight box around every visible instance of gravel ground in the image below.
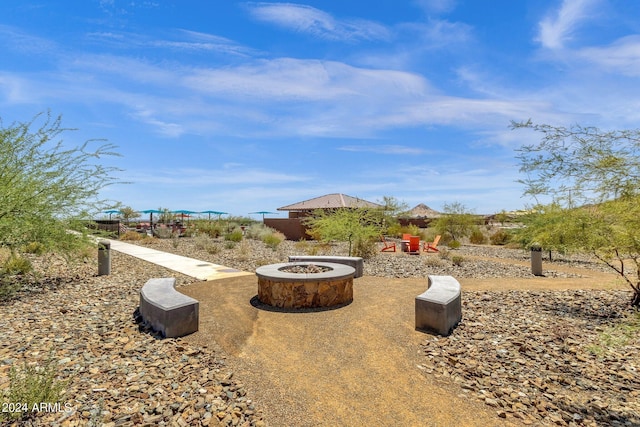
[1,236,638,426]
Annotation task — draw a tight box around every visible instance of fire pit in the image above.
[255,262,355,309]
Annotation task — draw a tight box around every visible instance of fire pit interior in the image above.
[279,264,332,274]
[256,262,355,309]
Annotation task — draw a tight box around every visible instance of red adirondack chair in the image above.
[408,236,421,254]
[380,235,396,252]
[423,235,441,253]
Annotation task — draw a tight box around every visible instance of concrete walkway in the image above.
[107,239,253,281]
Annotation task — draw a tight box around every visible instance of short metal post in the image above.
[531,245,543,276]
[98,240,111,276]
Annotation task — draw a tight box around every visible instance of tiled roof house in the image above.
[265,193,382,240]
[278,193,382,217]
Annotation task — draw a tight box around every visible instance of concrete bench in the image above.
[139,278,199,338]
[288,255,364,278]
[415,275,462,336]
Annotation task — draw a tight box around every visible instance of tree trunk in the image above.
[632,291,640,308]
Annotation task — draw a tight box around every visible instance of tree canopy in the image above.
[513,120,640,306]
[304,208,382,258]
[0,112,121,254]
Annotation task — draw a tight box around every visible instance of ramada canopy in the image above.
[277,193,382,212]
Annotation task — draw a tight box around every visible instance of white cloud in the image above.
[246,2,391,42]
[86,30,254,56]
[125,166,312,187]
[577,35,640,76]
[338,145,427,155]
[536,0,599,49]
[182,57,429,102]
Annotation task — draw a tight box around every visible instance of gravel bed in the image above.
[1,237,638,426]
[141,237,603,280]
[0,251,265,427]
[423,289,639,426]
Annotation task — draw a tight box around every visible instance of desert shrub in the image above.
[352,237,377,259]
[139,236,159,246]
[1,355,67,422]
[197,222,223,238]
[396,224,421,238]
[490,229,511,245]
[244,223,271,240]
[438,248,450,260]
[181,227,197,238]
[23,242,46,255]
[120,230,143,241]
[224,241,236,250]
[236,240,252,261]
[448,240,461,249]
[386,222,403,238]
[423,256,445,267]
[469,229,487,245]
[225,229,243,242]
[194,234,212,250]
[206,244,220,254]
[451,255,464,266]
[262,232,285,249]
[255,258,274,267]
[294,239,310,252]
[171,235,180,249]
[2,255,33,275]
[153,227,173,239]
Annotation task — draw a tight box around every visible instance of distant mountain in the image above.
[404,203,441,218]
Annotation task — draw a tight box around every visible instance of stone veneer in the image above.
[256,262,355,309]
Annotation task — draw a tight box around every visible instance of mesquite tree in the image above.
[0,111,121,254]
[513,120,640,306]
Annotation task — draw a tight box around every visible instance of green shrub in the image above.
[1,355,67,422]
[451,255,464,266]
[490,229,511,245]
[24,242,46,255]
[197,222,222,238]
[469,229,487,245]
[224,229,243,242]
[3,255,32,275]
[224,241,236,250]
[262,232,285,249]
[448,240,461,249]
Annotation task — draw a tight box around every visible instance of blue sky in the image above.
[2,0,640,218]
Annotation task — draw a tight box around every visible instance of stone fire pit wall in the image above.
[255,262,355,309]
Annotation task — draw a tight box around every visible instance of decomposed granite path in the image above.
[180,275,519,427]
[110,239,626,426]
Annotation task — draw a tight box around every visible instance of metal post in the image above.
[98,240,111,276]
[531,245,543,276]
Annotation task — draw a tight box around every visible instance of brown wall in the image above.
[398,218,433,228]
[264,218,310,240]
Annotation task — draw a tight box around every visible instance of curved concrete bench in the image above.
[139,278,199,338]
[415,275,462,336]
[288,255,364,278]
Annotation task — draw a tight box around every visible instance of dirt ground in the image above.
[180,257,625,427]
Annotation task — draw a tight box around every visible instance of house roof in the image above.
[277,193,382,211]
[403,203,441,218]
